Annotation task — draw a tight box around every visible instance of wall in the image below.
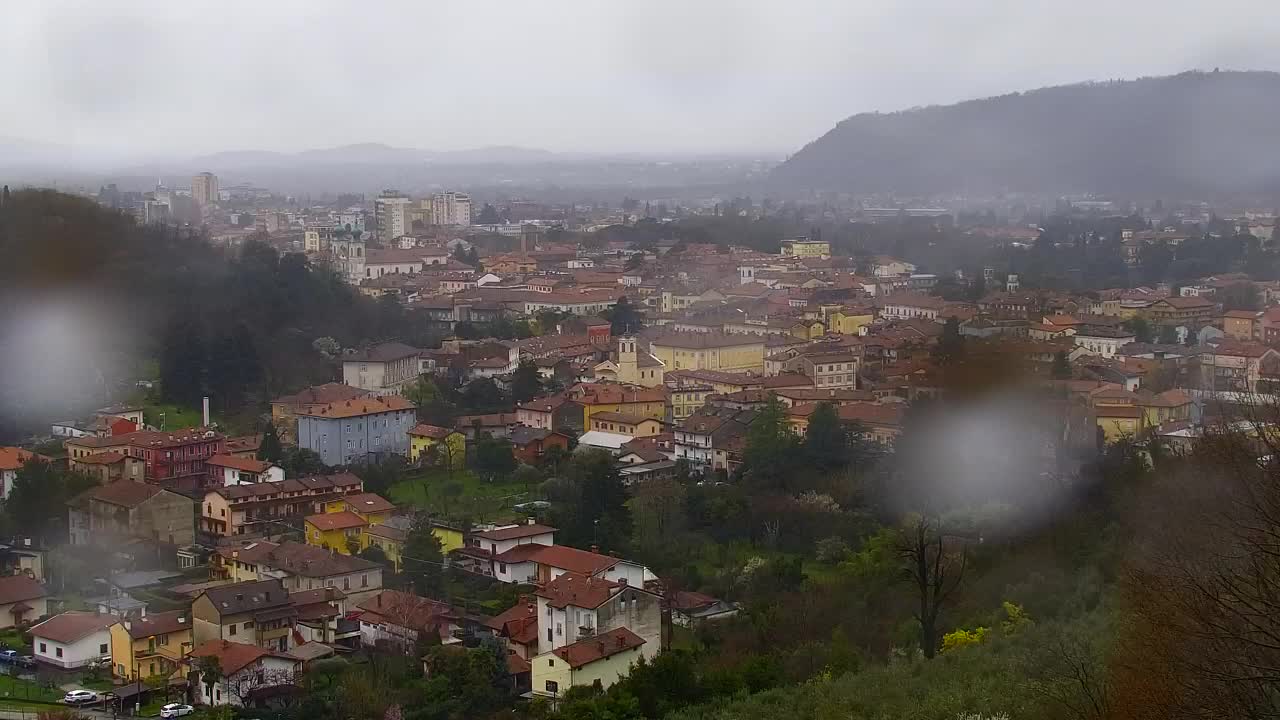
[594,589,662,651]
[530,644,646,698]
[0,598,47,630]
[35,629,110,669]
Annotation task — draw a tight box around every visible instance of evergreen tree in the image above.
[804,402,847,470]
[1052,351,1072,379]
[159,314,206,406]
[257,423,283,463]
[741,396,802,492]
[605,296,644,335]
[933,316,965,365]
[510,360,542,404]
[403,514,444,597]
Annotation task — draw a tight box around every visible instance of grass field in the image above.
[0,673,63,703]
[389,468,539,524]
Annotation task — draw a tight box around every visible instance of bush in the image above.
[814,537,851,564]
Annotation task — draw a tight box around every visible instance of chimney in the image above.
[178,615,185,624]
[376,594,382,607]
[590,545,599,554]
[202,397,211,427]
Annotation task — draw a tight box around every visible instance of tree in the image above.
[458,378,507,413]
[402,514,444,597]
[453,321,481,340]
[804,402,847,470]
[257,422,283,463]
[5,460,95,542]
[547,450,631,550]
[195,655,224,705]
[1218,281,1261,311]
[741,396,802,492]
[473,435,517,479]
[158,314,205,406]
[628,476,689,560]
[897,513,968,659]
[358,544,390,569]
[475,203,500,225]
[280,447,327,477]
[1122,317,1153,344]
[933,316,965,365]
[1157,323,1180,345]
[511,360,543,404]
[605,296,644,335]
[1052,351,1072,379]
[511,463,543,491]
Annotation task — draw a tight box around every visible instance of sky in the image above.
[4,0,1280,161]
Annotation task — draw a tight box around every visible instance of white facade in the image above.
[375,196,412,243]
[430,192,472,226]
[197,656,300,707]
[34,628,110,669]
[217,465,284,486]
[1072,333,1135,359]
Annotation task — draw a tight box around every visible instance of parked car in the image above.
[0,650,17,663]
[63,690,98,705]
[160,703,194,718]
[16,655,35,668]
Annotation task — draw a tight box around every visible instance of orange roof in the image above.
[535,572,622,609]
[407,424,454,439]
[189,639,291,675]
[298,395,416,419]
[207,454,275,473]
[0,447,46,472]
[304,511,368,532]
[552,627,646,668]
[341,493,396,513]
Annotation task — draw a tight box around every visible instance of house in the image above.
[191,579,296,651]
[454,413,520,440]
[30,611,114,668]
[793,352,859,389]
[530,627,648,700]
[508,427,573,465]
[64,429,226,492]
[0,539,46,582]
[534,572,662,655]
[288,587,357,647]
[108,609,193,681]
[587,412,664,438]
[67,480,196,547]
[187,639,301,707]
[673,406,755,473]
[567,383,669,429]
[879,293,947,322]
[1147,296,1216,326]
[223,435,263,459]
[671,591,739,626]
[516,395,582,434]
[69,451,145,485]
[296,395,417,466]
[304,512,369,554]
[341,342,423,394]
[1221,310,1259,341]
[201,473,364,537]
[270,384,371,442]
[1199,341,1280,393]
[781,238,830,258]
[870,256,916,277]
[1072,327,1137,359]
[356,590,460,652]
[207,455,284,486]
[213,540,383,605]
[0,448,49,500]
[485,597,541,663]
[478,543,652,587]
[647,332,767,373]
[407,424,466,467]
[0,574,48,629]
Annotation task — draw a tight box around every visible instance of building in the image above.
[108,609,193,681]
[296,395,417,466]
[67,480,196,547]
[191,172,219,206]
[1072,327,1137,359]
[516,396,581,433]
[68,451,146,485]
[793,352,860,388]
[187,639,301,707]
[0,447,47,500]
[592,336,665,387]
[530,627,648,700]
[0,574,48,629]
[508,427,573,465]
[271,383,371,442]
[1221,310,1259,341]
[201,473,364,537]
[213,541,383,605]
[331,236,366,284]
[780,238,831,258]
[567,384,669,429]
[1199,341,1280,393]
[192,580,296,651]
[64,429,226,492]
[207,455,284,486]
[302,492,394,554]
[430,192,472,226]
[375,192,412,244]
[407,424,466,467]
[356,590,461,652]
[879,293,947,322]
[30,611,114,668]
[342,343,423,394]
[1147,296,1216,326]
[587,412,663,438]
[647,332,767,373]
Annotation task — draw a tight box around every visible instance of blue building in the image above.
[296,395,417,467]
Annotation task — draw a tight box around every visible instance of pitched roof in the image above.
[69,451,128,465]
[298,395,416,419]
[496,544,619,575]
[343,342,422,363]
[591,411,660,425]
[201,579,291,615]
[341,493,396,514]
[365,523,408,543]
[119,609,191,640]
[77,480,166,508]
[305,511,368,532]
[551,627,646,668]
[207,455,275,473]
[272,383,370,407]
[473,524,557,542]
[0,575,47,605]
[0,448,45,472]
[407,424,454,439]
[241,541,380,578]
[30,611,113,644]
[188,639,290,676]
[356,590,453,632]
[535,572,622,609]
[647,331,765,349]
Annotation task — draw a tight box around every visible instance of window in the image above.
[56,648,63,658]
[343,577,350,590]
[38,643,45,653]
[556,623,562,636]
[547,628,552,642]
[229,624,237,636]
[546,680,558,694]
[361,574,368,588]
[100,643,108,654]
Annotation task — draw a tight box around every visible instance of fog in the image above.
[4,1,1280,163]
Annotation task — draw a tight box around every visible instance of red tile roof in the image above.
[341,493,396,514]
[189,639,291,675]
[535,572,622,609]
[407,424,454,439]
[0,448,46,472]
[474,524,557,542]
[30,611,113,644]
[0,575,47,605]
[304,511,368,532]
[497,544,619,576]
[298,395,416,419]
[552,627,646,668]
[78,480,166,508]
[207,454,275,473]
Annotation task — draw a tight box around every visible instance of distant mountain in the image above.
[771,70,1280,196]
[183,143,562,171]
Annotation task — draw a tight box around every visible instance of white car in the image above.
[63,690,98,705]
[160,703,194,718]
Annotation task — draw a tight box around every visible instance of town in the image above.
[0,168,1279,720]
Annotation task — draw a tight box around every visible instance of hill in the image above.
[770,70,1280,196]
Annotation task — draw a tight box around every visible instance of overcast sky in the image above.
[5,1,1280,160]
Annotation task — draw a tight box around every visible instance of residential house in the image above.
[508,427,573,465]
[1147,296,1216,326]
[341,342,423,394]
[65,429,226,491]
[357,590,464,652]
[0,574,48,629]
[69,451,145,485]
[669,384,714,421]
[1199,341,1280,393]
[476,543,652,587]
[296,395,417,466]
[191,579,296,651]
[200,473,364,537]
[587,412,664,438]
[1072,327,1137,359]
[270,384,370,442]
[67,480,196,547]
[187,639,301,707]
[289,587,358,647]
[454,413,520,440]
[108,609,193,681]
[516,395,582,434]
[0,448,49,500]
[223,435,262,459]
[304,512,369,555]
[485,598,540,663]
[533,572,662,654]
[878,293,947,321]
[30,611,113,668]
[1258,306,1280,345]
[647,332,767,373]
[567,383,669,429]
[673,406,755,473]
[793,352,859,388]
[213,541,383,606]
[671,591,739,626]
[530,628,648,700]
[870,256,916,277]
[1221,310,1259,341]
[407,424,466,467]
[207,455,284,486]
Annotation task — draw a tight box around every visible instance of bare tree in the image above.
[897,512,967,659]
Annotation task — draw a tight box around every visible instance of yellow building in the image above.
[671,385,714,420]
[648,332,766,373]
[1096,407,1142,442]
[828,308,875,336]
[789,321,825,340]
[568,383,669,428]
[780,238,830,258]
[305,493,397,554]
[588,412,664,438]
[530,628,649,700]
[108,610,193,681]
[592,336,665,387]
[407,424,466,467]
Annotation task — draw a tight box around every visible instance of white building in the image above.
[191,173,219,207]
[189,640,301,707]
[206,455,284,486]
[430,192,472,226]
[375,193,412,244]
[1072,329,1137,359]
[31,612,113,668]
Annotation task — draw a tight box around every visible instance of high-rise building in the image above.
[374,191,411,243]
[191,172,219,206]
[430,192,472,226]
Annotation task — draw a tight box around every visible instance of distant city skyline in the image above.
[4,1,1280,161]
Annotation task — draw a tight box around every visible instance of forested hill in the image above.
[770,70,1280,196]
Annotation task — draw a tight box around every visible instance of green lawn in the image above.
[0,628,28,650]
[0,673,64,703]
[140,401,205,431]
[390,468,539,524]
